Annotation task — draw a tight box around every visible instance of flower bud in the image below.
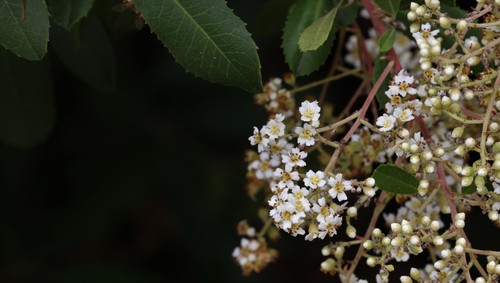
[320,258,336,272]
[334,246,344,258]
[425,164,435,174]
[477,185,488,194]
[410,235,420,245]
[461,176,474,187]
[363,240,374,250]
[434,260,446,270]
[433,236,444,246]
[421,216,431,226]
[439,17,451,28]
[477,167,488,177]
[449,88,461,101]
[407,11,417,21]
[487,136,495,146]
[467,56,480,66]
[434,147,445,157]
[475,277,486,283]
[464,89,474,100]
[489,122,499,132]
[382,237,391,246]
[415,6,426,16]
[400,276,412,283]
[321,246,331,256]
[457,20,468,31]
[365,177,375,187]
[489,211,499,221]
[346,225,356,238]
[487,261,496,273]
[454,244,464,254]
[366,256,377,267]
[430,220,441,231]
[465,137,476,148]
[410,267,421,280]
[391,237,404,247]
[347,206,357,218]
[454,145,466,157]
[441,249,452,258]
[452,127,464,138]
[372,228,382,238]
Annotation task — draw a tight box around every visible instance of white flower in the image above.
[328,173,352,202]
[376,114,397,132]
[318,213,343,239]
[249,152,281,180]
[391,248,410,262]
[412,23,439,46]
[299,100,321,123]
[312,197,333,223]
[295,123,317,146]
[263,114,286,140]
[249,126,269,153]
[387,70,417,97]
[303,170,326,189]
[273,167,300,189]
[270,202,295,232]
[281,147,307,169]
[393,107,414,122]
[289,185,311,212]
[232,237,260,266]
[268,138,293,157]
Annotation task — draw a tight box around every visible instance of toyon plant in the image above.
[233,0,500,282]
[2,0,500,282]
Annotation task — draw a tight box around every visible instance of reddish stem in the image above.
[361,0,403,72]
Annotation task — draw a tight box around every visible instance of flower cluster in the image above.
[235,0,500,280]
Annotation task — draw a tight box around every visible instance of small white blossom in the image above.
[328,173,352,202]
[273,167,300,189]
[249,152,281,180]
[318,214,343,239]
[281,147,307,169]
[263,114,286,140]
[412,23,439,46]
[393,107,415,122]
[295,123,317,146]
[376,114,397,132]
[299,100,321,124]
[249,126,269,153]
[232,237,260,266]
[303,170,326,189]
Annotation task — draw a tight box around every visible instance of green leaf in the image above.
[0,0,49,60]
[378,28,396,52]
[372,165,419,194]
[298,2,341,52]
[283,0,335,76]
[255,0,295,36]
[0,49,54,147]
[47,0,95,30]
[131,0,262,94]
[373,54,390,109]
[336,2,360,26]
[373,0,400,18]
[440,0,456,8]
[50,17,115,92]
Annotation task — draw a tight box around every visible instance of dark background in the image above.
[0,0,499,282]
[0,0,334,282]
